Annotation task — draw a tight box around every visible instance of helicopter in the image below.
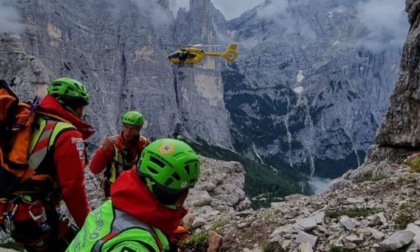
[167,43,238,66]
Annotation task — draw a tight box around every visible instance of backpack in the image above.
[0,79,42,195]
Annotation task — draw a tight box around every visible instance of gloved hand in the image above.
[170,226,189,252]
[101,136,116,153]
[172,226,189,243]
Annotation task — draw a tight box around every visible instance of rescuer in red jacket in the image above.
[1,78,94,252]
[89,111,151,197]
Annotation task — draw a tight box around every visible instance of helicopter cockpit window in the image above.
[186,53,196,59]
[168,52,180,59]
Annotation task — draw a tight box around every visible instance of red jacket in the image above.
[37,95,94,227]
[89,134,150,176]
[111,168,187,242]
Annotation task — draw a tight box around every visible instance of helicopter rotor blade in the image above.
[189,44,221,47]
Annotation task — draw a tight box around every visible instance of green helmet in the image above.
[137,139,200,195]
[122,111,144,128]
[48,78,90,106]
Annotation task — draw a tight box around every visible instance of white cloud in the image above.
[356,0,408,50]
[211,0,264,20]
[308,176,331,195]
[128,0,173,27]
[0,0,25,34]
[256,1,288,19]
[168,0,189,17]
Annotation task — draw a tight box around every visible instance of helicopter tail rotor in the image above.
[223,43,238,62]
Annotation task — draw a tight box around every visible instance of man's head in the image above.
[137,139,200,206]
[121,111,144,141]
[48,78,90,118]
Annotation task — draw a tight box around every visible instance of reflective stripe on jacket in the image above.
[66,200,170,252]
[28,116,75,170]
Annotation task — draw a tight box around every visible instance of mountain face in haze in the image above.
[7,0,232,147]
[0,0,407,181]
[215,0,407,178]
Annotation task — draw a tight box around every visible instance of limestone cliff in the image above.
[367,0,420,164]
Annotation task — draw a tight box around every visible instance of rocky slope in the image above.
[188,159,420,252]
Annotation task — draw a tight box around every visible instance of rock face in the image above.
[186,156,252,221]
[366,0,420,164]
[0,33,49,99]
[218,0,407,178]
[9,0,232,147]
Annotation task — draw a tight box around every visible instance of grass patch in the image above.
[325,207,379,219]
[404,154,420,173]
[395,204,416,229]
[371,174,390,181]
[179,232,208,252]
[329,246,349,252]
[210,219,230,231]
[262,241,283,252]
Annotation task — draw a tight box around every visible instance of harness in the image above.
[0,116,75,233]
[105,136,147,183]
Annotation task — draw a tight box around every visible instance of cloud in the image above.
[252,0,408,49]
[0,0,25,34]
[128,0,173,27]
[256,1,288,19]
[212,0,264,20]
[356,0,408,50]
[308,176,331,195]
[255,0,316,41]
[168,0,189,18]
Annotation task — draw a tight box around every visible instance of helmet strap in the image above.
[145,177,156,194]
[56,98,79,117]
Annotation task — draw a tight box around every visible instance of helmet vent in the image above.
[164,177,174,186]
[150,156,165,168]
[184,165,190,175]
[172,172,181,181]
[147,166,159,174]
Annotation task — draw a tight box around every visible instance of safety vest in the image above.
[28,116,75,170]
[66,200,170,252]
[106,136,148,183]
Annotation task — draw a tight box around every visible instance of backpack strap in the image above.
[0,80,19,141]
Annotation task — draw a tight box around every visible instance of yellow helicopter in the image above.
[167,43,238,66]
